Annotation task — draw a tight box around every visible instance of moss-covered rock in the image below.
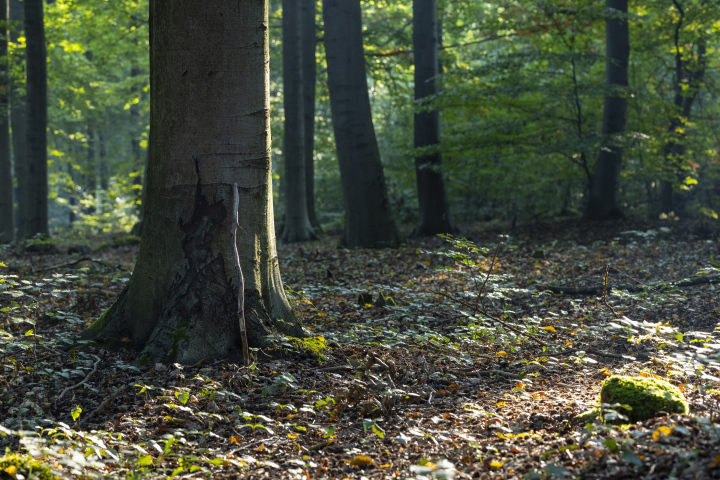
[286,335,329,361]
[580,375,688,423]
[24,237,60,254]
[0,453,59,480]
[111,235,141,247]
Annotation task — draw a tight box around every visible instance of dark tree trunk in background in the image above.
[301,0,320,230]
[585,0,628,220]
[659,18,706,215]
[83,0,303,364]
[322,0,401,248]
[281,0,317,243]
[24,0,48,237]
[0,0,13,243]
[10,0,26,238]
[413,0,453,235]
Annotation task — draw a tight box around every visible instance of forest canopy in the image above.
[2,0,718,238]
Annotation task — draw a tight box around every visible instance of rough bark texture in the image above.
[322,0,401,249]
[24,0,48,237]
[9,0,25,238]
[0,0,13,244]
[84,0,304,365]
[585,0,628,220]
[281,0,317,243]
[301,0,320,230]
[413,0,453,235]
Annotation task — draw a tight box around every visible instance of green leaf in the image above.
[136,455,154,466]
[544,464,571,476]
[175,391,190,405]
[674,333,684,342]
[71,405,82,422]
[622,450,642,466]
[25,329,34,336]
[371,424,385,439]
[604,439,619,452]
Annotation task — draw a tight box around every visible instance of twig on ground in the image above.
[602,265,620,319]
[538,275,720,295]
[79,384,128,425]
[472,369,521,379]
[55,354,101,407]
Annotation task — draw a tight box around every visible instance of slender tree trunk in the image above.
[84,0,303,364]
[322,0,401,248]
[413,0,453,234]
[0,0,13,243]
[660,34,706,215]
[9,0,25,238]
[281,0,317,243]
[301,0,320,230]
[24,0,48,237]
[585,0,628,220]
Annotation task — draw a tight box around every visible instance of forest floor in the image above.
[1,218,720,479]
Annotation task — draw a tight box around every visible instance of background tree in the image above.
[322,0,401,248]
[24,0,48,237]
[0,0,12,243]
[84,0,303,364]
[301,0,320,231]
[9,0,26,238]
[282,0,317,243]
[585,0,629,220]
[413,0,454,234]
[659,1,707,216]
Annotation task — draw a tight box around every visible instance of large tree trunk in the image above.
[281,0,317,243]
[322,0,400,248]
[301,0,320,231]
[24,0,48,237]
[83,0,304,365]
[585,0,628,220]
[9,0,25,238]
[413,0,453,235]
[0,0,12,244]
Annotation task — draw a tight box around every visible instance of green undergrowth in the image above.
[0,453,59,480]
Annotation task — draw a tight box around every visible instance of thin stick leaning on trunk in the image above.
[231,183,250,367]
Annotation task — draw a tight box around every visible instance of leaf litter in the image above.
[0,219,719,479]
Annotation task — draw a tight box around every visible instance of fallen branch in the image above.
[79,385,128,425]
[33,257,122,273]
[231,183,250,367]
[55,354,101,407]
[473,369,521,379]
[539,275,720,295]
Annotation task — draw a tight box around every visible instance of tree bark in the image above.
[0,0,13,243]
[9,0,25,239]
[83,0,304,365]
[24,0,48,237]
[585,0,628,220]
[413,0,453,235]
[301,0,320,230]
[322,0,401,248]
[281,0,317,243]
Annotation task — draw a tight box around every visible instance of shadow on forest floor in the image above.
[0,217,719,479]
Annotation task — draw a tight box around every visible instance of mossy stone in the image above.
[0,453,58,480]
[599,375,688,422]
[111,235,141,247]
[286,336,329,361]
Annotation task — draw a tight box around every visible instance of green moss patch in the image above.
[112,235,141,247]
[286,336,329,361]
[0,453,58,480]
[580,375,688,424]
[81,302,114,339]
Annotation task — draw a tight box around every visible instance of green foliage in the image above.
[599,375,688,422]
[0,454,59,480]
